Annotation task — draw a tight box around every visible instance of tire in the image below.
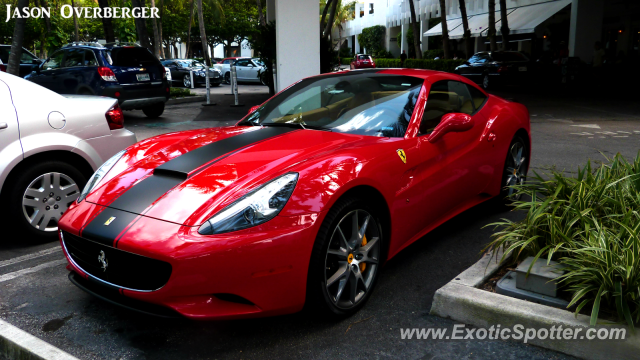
[497,135,529,209]
[142,102,165,118]
[306,196,384,317]
[224,72,230,84]
[183,75,191,88]
[260,75,268,86]
[482,73,490,90]
[7,161,87,243]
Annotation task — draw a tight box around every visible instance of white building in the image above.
[334,0,630,62]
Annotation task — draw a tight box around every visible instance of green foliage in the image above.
[338,46,352,58]
[359,25,385,56]
[248,21,276,95]
[170,87,194,97]
[485,153,640,329]
[406,26,415,59]
[341,57,352,65]
[373,58,464,72]
[423,49,443,60]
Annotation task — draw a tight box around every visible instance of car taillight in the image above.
[105,104,124,130]
[498,66,509,73]
[162,70,167,79]
[97,66,117,81]
[0,64,6,72]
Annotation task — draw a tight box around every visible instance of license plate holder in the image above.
[136,73,150,81]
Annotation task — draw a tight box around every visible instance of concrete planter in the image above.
[430,249,638,360]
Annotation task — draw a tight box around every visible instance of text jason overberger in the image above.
[6,5,159,22]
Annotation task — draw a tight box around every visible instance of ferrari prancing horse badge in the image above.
[397,149,407,164]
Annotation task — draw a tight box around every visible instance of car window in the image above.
[20,51,36,64]
[491,52,529,62]
[357,55,371,61]
[84,50,98,66]
[240,73,424,137]
[43,51,64,70]
[0,47,36,64]
[466,84,487,112]
[419,80,474,135]
[252,59,264,67]
[235,59,250,67]
[64,49,84,67]
[223,60,230,64]
[0,47,8,63]
[106,47,158,67]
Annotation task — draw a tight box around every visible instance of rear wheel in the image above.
[224,72,230,84]
[183,75,191,88]
[498,135,529,207]
[482,73,490,90]
[307,197,383,316]
[142,102,165,118]
[7,161,87,243]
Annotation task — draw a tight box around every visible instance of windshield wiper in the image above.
[261,123,332,131]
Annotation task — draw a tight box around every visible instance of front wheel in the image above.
[142,102,165,118]
[498,135,529,208]
[7,161,87,243]
[183,75,191,88]
[307,197,383,316]
[482,73,490,90]
[224,72,230,84]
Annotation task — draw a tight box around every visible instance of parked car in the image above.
[350,54,376,69]
[59,69,530,319]
[0,71,136,242]
[0,45,42,78]
[25,42,170,118]
[161,59,223,88]
[213,57,266,84]
[455,51,532,90]
[164,66,172,85]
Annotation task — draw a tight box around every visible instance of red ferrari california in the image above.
[58,69,530,319]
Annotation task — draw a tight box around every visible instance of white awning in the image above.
[423,18,464,37]
[494,0,571,35]
[425,0,571,38]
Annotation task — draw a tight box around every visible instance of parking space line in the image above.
[0,259,67,283]
[0,247,61,269]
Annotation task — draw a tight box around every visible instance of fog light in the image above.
[114,91,120,97]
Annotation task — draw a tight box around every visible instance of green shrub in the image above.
[486,153,640,329]
[338,47,352,58]
[341,57,353,65]
[169,87,194,98]
[423,49,443,60]
[359,25,386,55]
[372,58,464,72]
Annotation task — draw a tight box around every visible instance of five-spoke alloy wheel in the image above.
[500,135,529,206]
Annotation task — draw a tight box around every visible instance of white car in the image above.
[214,58,267,85]
[0,71,137,241]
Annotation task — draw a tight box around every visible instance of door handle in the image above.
[0,123,7,130]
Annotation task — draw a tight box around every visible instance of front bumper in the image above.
[101,81,170,110]
[59,202,321,320]
[193,75,223,85]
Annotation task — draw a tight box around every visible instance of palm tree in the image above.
[459,0,472,59]
[488,0,497,51]
[438,0,450,59]
[322,0,339,40]
[98,0,115,43]
[7,0,29,76]
[186,0,195,57]
[71,0,79,41]
[408,0,422,59]
[132,0,152,51]
[333,1,355,49]
[499,0,510,50]
[150,0,162,57]
[196,0,223,66]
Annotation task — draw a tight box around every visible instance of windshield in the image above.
[252,58,264,66]
[239,73,424,137]
[177,60,204,68]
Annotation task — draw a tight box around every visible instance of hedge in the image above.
[341,57,352,65]
[373,58,465,73]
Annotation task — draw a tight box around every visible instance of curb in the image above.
[167,96,205,105]
[429,249,638,360]
[0,319,79,360]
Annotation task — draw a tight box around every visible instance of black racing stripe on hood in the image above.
[81,207,140,247]
[154,127,297,179]
[81,126,296,247]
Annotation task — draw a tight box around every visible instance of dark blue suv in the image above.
[26,42,169,118]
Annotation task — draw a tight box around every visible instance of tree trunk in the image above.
[150,0,161,57]
[132,0,152,51]
[158,0,165,58]
[98,0,115,43]
[438,0,450,59]
[488,0,497,51]
[499,0,510,51]
[196,0,211,66]
[34,0,51,58]
[255,0,266,27]
[320,0,333,31]
[322,0,338,40]
[186,0,195,58]
[173,43,179,58]
[459,0,472,59]
[408,0,422,59]
[7,0,29,75]
[71,0,79,41]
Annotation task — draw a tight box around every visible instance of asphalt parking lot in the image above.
[1,83,640,360]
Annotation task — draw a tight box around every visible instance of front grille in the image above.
[62,231,172,291]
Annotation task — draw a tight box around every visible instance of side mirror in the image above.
[248,105,260,114]
[427,113,474,143]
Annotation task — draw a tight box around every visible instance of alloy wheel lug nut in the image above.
[56,196,61,201]
[54,205,59,209]
[45,206,50,211]
[49,192,54,197]
[355,254,363,261]
[42,198,47,203]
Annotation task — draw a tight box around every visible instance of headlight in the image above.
[199,72,206,77]
[198,173,298,235]
[77,150,126,203]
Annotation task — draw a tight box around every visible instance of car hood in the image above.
[85,126,365,227]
